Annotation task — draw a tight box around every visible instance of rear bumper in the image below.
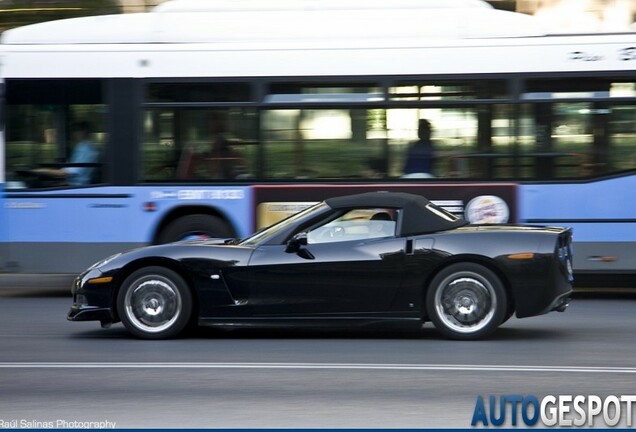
[549,292,571,313]
[512,229,574,318]
[514,261,573,319]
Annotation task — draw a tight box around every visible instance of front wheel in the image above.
[117,266,193,339]
[426,263,507,340]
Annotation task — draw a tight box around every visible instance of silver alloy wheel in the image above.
[434,271,497,334]
[123,275,182,334]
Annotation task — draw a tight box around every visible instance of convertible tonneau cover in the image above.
[325,191,467,236]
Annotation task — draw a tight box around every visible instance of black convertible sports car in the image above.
[68,192,573,340]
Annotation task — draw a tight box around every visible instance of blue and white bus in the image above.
[1,0,635,284]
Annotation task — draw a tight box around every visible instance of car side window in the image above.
[307,208,398,244]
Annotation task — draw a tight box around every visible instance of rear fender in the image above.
[421,255,513,321]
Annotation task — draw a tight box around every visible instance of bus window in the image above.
[552,102,597,177]
[266,82,383,103]
[261,82,387,180]
[389,80,508,101]
[142,108,258,181]
[386,107,480,178]
[385,103,516,180]
[260,105,518,180]
[262,109,388,179]
[518,102,608,179]
[517,77,636,179]
[609,105,636,173]
[146,82,252,103]
[5,79,106,189]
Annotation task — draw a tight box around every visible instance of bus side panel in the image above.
[4,187,139,273]
[4,185,253,274]
[519,176,636,274]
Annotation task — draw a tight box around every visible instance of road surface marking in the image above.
[0,362,635,373]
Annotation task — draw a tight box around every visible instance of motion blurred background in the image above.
[0,0,635,33]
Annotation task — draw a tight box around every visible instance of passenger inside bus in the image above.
[402,118,436,178]
[20,121,100,187]
[62,121,100,185]
[177,113,246,180]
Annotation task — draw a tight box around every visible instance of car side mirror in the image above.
[285,232,308,253]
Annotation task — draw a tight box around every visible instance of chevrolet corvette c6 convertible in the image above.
[68,192,573,340]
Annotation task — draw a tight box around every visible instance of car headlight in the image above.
[87,253,122,271]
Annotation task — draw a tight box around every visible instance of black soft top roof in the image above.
[325,191,467,236]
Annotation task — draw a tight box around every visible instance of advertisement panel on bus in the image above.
[253,184,516,229]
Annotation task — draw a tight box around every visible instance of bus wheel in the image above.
[157,214,234,243]
[426,263,506,340]
[117,266,193,339]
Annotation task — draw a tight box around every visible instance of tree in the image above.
[0,0,122,33]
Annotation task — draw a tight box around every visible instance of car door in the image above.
[246,208,406,316]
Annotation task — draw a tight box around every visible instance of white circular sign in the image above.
[465,195,510,224]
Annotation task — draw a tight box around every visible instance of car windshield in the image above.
[239,202,328,246]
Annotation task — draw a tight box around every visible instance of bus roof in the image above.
[1,0,635,79]
[152,0,494,13]
[1,4,542,45]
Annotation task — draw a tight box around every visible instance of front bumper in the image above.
[67,304,115,327]
[67,268,117,327]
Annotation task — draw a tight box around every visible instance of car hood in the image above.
[96,239,256,273]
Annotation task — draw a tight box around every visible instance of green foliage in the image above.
[0,0,122,32]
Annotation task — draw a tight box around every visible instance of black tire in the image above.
[157,214,234,243]
[117,266,193,339]
[426,263,507,340]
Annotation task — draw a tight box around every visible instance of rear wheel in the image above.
[426,263,506,340]
[158,214,233,243]
[117,266,193,339]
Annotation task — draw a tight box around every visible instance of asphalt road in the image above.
[0,290,635,428]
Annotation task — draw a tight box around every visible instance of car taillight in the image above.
[557,234,574,282]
